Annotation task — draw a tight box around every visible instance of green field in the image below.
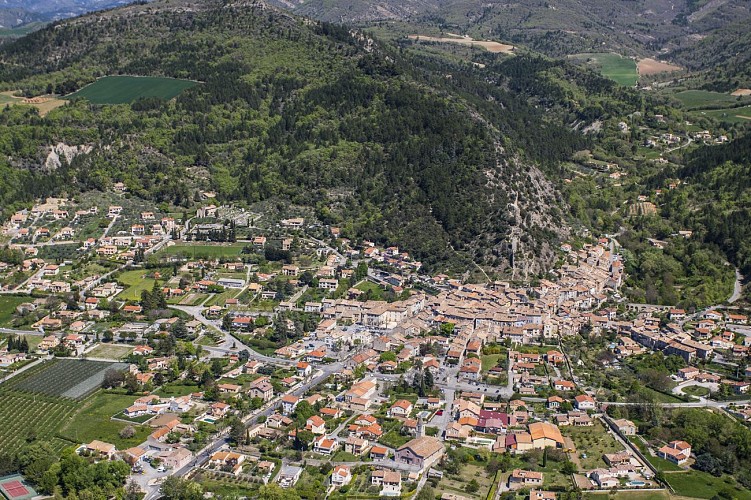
[354,280,385,300]
[665,470,751,499]
[204,288,242,307]
[0,296,29,327]
[161,243,247,259]
[58,391,152,449]
[673,90,747,109]
[66,76,197,104]
[573,53,638,86]
[86,343,134,360]
[116,267,172,301]
[481,353,503,372]
[695,105,751,123]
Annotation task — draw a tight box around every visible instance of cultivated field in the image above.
[0,391,77,453]
[570,53,638,86]
[0,360,147,453]
[637,58,681,75]
[65,76,197,104]
[8,358,127,399]
[408,34,514,53]
[674,89,739,107]
[697,105,751,123]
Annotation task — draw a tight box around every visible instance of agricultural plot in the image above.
[696,105,751,123]
[571,53,638,86]
[672,90,747,109]
[65,76,197,104]
[9,359,127,400]
[0,391,77,453]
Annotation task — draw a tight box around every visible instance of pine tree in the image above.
[424,368,434,391]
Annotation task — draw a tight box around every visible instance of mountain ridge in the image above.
[0,0,589,277]
[269,0,751,59]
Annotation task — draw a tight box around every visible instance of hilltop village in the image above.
[1,191,751,500]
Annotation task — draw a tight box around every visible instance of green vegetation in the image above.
[562,421,623,470]
[0,2,596,275]
[666,470,751,499]
[481,354,503,372]
[697,105,751,123]
[584,492,670,500]
[572,53,638,86]
[116,268,171,301]
[0,391,77,453]
[0,22,46,39]
[0,296,29,327]
[354,280,385,301]
[673,90,744,109]
[666,134,751,288]
[160,244,247,259]
[682,385,710,397]
[65,76,197,104]
[86,344,134,360]
[9,359,124,400]
[58,391,151,449]
[612,407,751,495]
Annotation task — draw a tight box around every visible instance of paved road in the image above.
[169,304,296,367]
[671,380,718,400]
[0,327,42,335]
[142,365,343,499]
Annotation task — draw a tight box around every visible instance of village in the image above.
[1,190,751,500]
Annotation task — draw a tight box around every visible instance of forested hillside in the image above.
[668,20,751,91]
[667,135,751,278]
[0,0,597,276]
